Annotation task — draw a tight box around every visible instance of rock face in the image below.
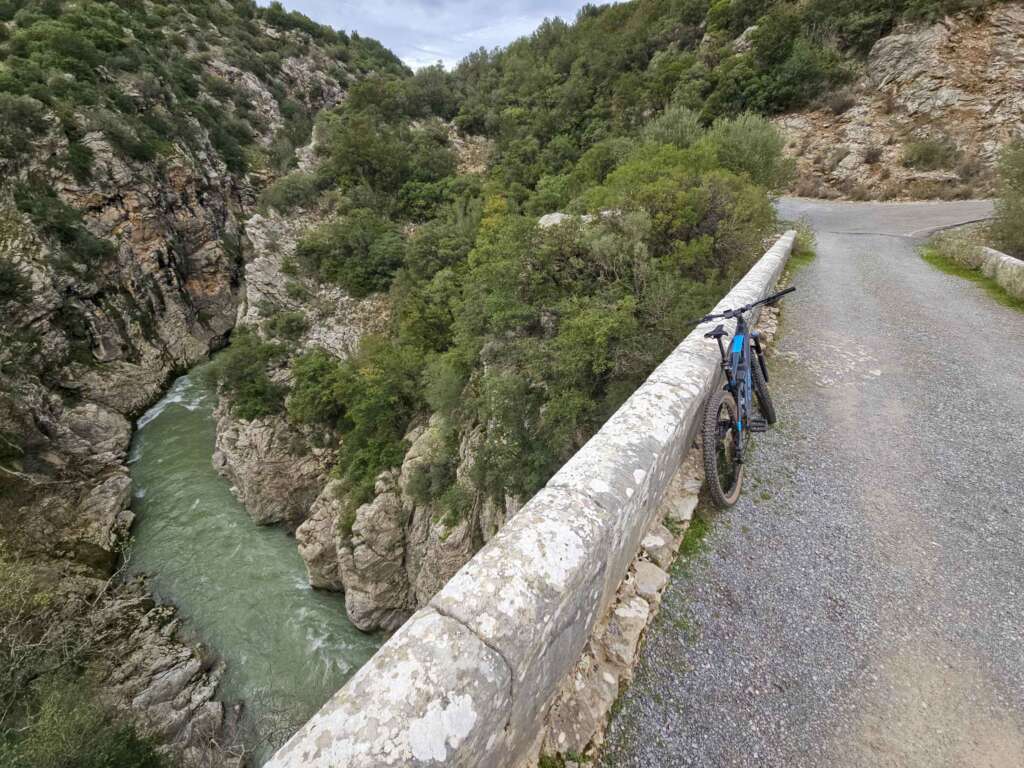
[95,580,242,767]
[336,472,412,632]
[0,18,360,765]
[209,210,389,531]
[291,415,522,633]
[205,119,495,634]
[212,399,329,527]
[778,5,1024,200]
[295,480,347,590]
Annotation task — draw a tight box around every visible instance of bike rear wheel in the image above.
[702,388,744,507]
[751,356,777,424]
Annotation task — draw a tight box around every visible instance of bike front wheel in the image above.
[702,388,744,507]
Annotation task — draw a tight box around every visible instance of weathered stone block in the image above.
[634,561,670,602]
[265,608,511,768]
[431,488,609,762]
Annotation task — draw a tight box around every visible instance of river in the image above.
[126,365,380,761]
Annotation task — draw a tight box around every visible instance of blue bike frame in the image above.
[701,287,792,463]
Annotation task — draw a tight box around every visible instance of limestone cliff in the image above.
[210,125,497,635]
[289,415,521,633]
[779,4,1024,200]
[0,3,402,761]
[210,209,390,529]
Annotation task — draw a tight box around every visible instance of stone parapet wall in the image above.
[980,246,1024,300]
[266,231,798,768]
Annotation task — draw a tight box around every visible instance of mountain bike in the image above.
[696,286,795,507]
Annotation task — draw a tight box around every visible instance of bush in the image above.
[1,676,167,768]
[0,261,30,305]
[65,140,94,181]
[0,93,47,160]
[317,110,412,194]
[288,349,346,427]
[296,209,405,297]
[827,88,857,115]
[991,140,1024,258]
[902,136,959,170]
[325,337,424,514]
[258,171,320,213]
[641,105,705,149]
[703,113,794,190]
[204,329,286,420]
[398,179,452,222]
[0,548,166,768]
[13,182,114,267]
[264,310,308,341]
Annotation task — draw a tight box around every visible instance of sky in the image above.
[261,1,595,70]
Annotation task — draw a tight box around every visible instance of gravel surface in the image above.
[599,198,1024,768]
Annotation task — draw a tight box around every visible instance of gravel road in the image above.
[599,197,1024,768]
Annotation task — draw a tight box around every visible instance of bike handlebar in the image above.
[695,286,796,325]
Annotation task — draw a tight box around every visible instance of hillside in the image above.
[0,2,401,765]
[781,3,1024,200]
[206,0,1023,640]
[1,0,1021,765]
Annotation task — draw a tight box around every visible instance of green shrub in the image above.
[405,435,459,507]
[525,173,573,216]
[0,93,47,160]
[258,171,320,213]
[0,261,30,305]
[264,310,308,341]
[902,136,960,170]
[570,138,633,189]
[327,337,424,512]
[0,676,167,768]
[398,179,452,222]
[703,113,794,190]
[990,140,1024,258]
[65,140,94,182]
[13,182,114,267]
[317,110,412,193]
[0,547,166,768]
[437,482,473,528]
[288,349,347,427]
[204,329,286,420]
[641,105,705,150]
[296,209,405,297]
[88,110,162,163]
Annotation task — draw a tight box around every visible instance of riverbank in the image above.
[128,366,381,762]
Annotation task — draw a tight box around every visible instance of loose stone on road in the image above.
[600,198,1024,768]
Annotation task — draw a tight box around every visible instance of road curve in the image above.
[599,197,1024,768]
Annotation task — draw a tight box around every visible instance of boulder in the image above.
[295,480,345,591]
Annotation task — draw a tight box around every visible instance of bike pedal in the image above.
[748,418,769,433]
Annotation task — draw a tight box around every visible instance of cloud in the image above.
[262,0,591,69]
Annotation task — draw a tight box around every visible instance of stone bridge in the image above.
[266,230,798,768]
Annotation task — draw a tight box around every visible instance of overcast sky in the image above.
[262,1,594,70]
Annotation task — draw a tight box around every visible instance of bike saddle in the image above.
[704,324,727,339]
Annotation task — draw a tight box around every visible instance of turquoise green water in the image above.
[127,366,380,760]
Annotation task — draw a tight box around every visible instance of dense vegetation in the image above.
[0,0,404,176]
[0,548,166,768]
[217,0,1007,526]
[0,0,410,391]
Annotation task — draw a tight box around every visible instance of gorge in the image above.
[3,1,1023,766]
[128,366,381,762]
